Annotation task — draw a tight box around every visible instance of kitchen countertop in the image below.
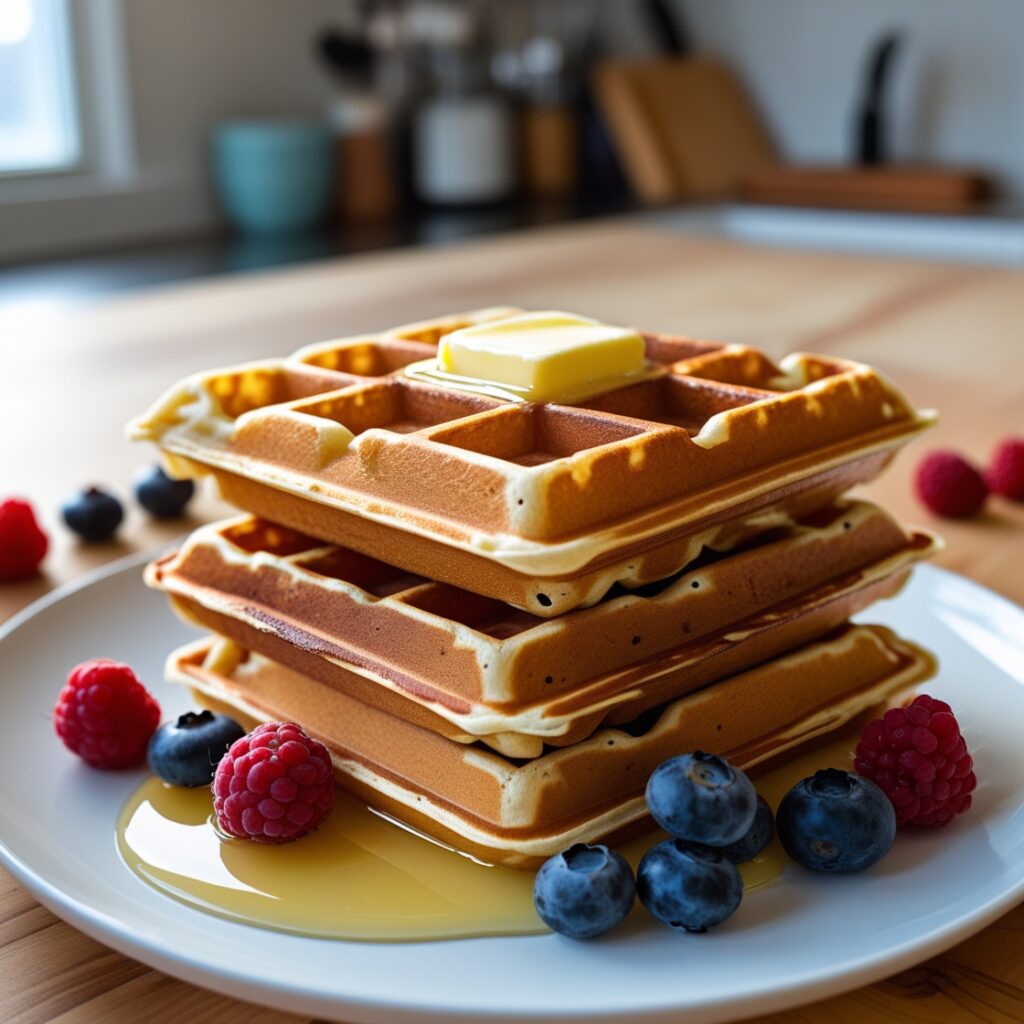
[656,203,1024,265]
[2,217,1023,1023]
[4,201,1021,315]
[0,194,636,308]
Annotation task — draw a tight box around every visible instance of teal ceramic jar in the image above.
[212,120,334,233]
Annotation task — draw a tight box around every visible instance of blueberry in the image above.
[777,768,896,873]
[637,839,743,933]
[720,795,775,863]
[61,486,123,541]
[147,710,246,787]
[645,751,757,846]
[133,464,195,519]
[533,843,636,939]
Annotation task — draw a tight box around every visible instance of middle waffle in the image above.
[148,498,938,759]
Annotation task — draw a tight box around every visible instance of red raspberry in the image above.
[0,498,49,581]
[913,451,988,518]
[54,660,161,769]
[987,437,1024,501]
[855,695,975,828]
[213,722,334,843]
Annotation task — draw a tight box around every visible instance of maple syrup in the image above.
[117,736,856,942]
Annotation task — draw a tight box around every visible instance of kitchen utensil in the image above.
[856,31,903,165]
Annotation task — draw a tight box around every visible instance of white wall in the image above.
[123,0,341,195]
[676,0,1024,199]
[3,0,1023,262]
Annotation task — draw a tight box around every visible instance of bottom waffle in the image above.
[167,623,936,868]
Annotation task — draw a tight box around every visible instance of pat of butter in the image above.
[435,311,646,403]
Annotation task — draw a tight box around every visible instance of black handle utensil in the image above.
[642,0,691,56]
[855,31,903,165]
[316,28,375,86]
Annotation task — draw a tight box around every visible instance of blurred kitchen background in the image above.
[2,0,1023,308]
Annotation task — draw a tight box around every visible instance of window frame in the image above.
[0,0,136,198]
[0,0,83,180]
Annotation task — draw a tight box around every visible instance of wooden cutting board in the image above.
[741,164,991,213]
[593,55,776,204]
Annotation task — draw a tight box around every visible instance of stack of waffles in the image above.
[131,308,939,867]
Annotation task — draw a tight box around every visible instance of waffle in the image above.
[168,624,936,867]
[148,500,938,758]
[129,309,934,615]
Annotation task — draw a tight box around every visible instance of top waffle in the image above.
[129,308,934,615]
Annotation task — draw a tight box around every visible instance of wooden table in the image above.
[2,219,1023,1023]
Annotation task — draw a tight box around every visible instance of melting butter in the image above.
[415,310,649,404]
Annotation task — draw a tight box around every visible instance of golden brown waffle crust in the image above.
[147,499,938,758]
[128,308,934,613]
[169,623,936,868]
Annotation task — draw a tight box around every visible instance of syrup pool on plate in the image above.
[117,736,857,942]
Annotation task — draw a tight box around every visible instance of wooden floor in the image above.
[2,217,1023,1022]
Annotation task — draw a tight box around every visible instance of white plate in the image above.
[1,558,1023,1024]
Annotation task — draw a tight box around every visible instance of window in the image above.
[0,0,79,174]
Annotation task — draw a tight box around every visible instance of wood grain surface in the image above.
[2,218,1023,1023]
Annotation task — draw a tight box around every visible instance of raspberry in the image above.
[54,660,161,769]
[855,695,975,828]
[913,451,988,518]
[0,498,49,581]
[213,722,334,843]
[987,437,1024,501]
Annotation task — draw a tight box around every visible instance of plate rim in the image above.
[2,557,1023,1023]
